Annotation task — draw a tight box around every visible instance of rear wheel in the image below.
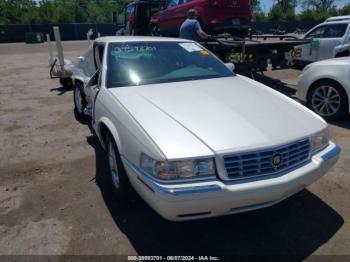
[307,80,348,121]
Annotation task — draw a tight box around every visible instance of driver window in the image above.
[305,26,326,38]
[125,5,135,23]
[167,0,179,8]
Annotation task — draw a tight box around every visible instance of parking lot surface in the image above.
[0,41,349,256]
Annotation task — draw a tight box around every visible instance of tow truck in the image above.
[117,0,309,78]
[120,0,165,36]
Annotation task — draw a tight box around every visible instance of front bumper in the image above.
[122,142,340,221]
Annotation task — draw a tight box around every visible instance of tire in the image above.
[106,133,131,200]
[60,78,73,89]
[307,80,348,121]
[150,24,161,36]
[73,81,88,119]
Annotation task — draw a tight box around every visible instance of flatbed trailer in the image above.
[200,34,310,76]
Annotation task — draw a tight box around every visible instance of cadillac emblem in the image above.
[272,153,282,168]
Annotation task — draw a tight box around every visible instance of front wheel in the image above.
[307,80,348,121]
[106,133,131,199]
[73,82,88,119]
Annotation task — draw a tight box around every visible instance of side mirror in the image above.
[225,62,235,72]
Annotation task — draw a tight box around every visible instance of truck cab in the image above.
[123,1,165,36]
[294,16,350,66]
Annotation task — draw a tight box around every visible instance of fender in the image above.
[96,116,122,153]
[72,75,89,86]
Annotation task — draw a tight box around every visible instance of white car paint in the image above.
[295,16,350,64]
[109,76,326,159]
[297,57,350,117]
[78,36,339,221]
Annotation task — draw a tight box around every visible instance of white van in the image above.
[293,15,350,66]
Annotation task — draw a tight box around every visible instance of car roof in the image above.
[325,15,350,22]
[94,36,193,44]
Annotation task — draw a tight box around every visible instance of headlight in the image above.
[140,153,216,181]
[310,128,329,154]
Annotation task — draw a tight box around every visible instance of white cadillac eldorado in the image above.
[71,36,340,221]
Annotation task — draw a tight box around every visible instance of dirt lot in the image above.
[0,41,350,257]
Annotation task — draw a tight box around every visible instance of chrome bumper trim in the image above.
[121,155,222,196]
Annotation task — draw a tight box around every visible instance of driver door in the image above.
[84,43,104,116]
[317,23,348,60]
[298,25,326,62]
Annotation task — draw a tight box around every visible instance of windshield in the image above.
[106,41,234,88]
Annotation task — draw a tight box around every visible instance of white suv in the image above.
[294,15,350,66]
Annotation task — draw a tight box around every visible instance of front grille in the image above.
[223,138,310,180]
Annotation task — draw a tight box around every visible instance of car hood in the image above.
[109,76,326,159]
[312,57,350,66]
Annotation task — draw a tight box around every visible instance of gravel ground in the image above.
[0,41,349,258]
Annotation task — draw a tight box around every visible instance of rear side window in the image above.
[305,24,348,39]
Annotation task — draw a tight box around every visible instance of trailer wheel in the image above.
[150,24,161,36]
[73,81,88,119]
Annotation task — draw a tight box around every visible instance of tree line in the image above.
[0,0,350,25]
[0,0,127,24]
[252,0,350,22]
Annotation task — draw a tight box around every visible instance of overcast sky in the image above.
[260,0,349,13]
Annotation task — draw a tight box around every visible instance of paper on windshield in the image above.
[179,43,203,52]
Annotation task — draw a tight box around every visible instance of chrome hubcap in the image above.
[108,141,120,189]
[74,87,83,114]
[312,85,341,117]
